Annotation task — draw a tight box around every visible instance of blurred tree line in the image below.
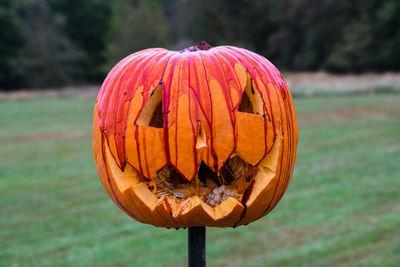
[1,0,399,90]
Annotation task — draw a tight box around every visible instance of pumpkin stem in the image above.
[179,41,212,53]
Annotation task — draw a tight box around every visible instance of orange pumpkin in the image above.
[93,42,298,228]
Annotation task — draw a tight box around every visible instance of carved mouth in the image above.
[143,156,258,206]
[97,133,281,229]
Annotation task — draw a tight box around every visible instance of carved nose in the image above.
[196,123,206,149]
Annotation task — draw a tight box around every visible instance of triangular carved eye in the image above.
[238,90,254,113]
[238,74,264,115]
[148,101,163,128]
[136,85,164,128]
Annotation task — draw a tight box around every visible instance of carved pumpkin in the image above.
[93,42,298,228]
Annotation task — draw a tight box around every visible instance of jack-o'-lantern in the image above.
[93,41,298,228]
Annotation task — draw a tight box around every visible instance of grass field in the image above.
[1,94,399,266]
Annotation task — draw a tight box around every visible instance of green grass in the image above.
[1,95,399,266]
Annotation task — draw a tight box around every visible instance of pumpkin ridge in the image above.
[261,80,289,216]
[97,50,150,114]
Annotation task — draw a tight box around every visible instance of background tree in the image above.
[12,0,84,88]
[373,0,400,71]
[1,0,400,89]
[327,18,373,72]
[47,0,112,81]
[104,0,171,70]
[0,0,22,89]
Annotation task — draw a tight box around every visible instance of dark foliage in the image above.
[0,1,22,89]
[1,0,399,89]
[12,0,84,88]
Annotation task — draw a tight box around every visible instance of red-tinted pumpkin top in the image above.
[96,42,293,182]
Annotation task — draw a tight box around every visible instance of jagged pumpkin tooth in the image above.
[236,112,266,165]
[238,140,282,225]
[212,197,244,227]
[102,139,149,224]
[208,79,235,170]
[94,128,141,221]
[237,168,277,226]
[149,197,179,228]
[111,180,148,224]
[171,92,197,180]
[129,183,169,227]
[119,186,151,224]
[165,55,199,181]
[102,138,149,223]
[136,126,167,179]
[200,54,236,171]
[177,196,215,227]
[95,109,141,222]
[104,148,141,193]
[167,198,186,228]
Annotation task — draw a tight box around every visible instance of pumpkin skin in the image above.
[93,42,298,228]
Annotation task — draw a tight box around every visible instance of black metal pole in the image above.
[188,226,206,267]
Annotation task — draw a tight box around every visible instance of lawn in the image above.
[1,94,399,266]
